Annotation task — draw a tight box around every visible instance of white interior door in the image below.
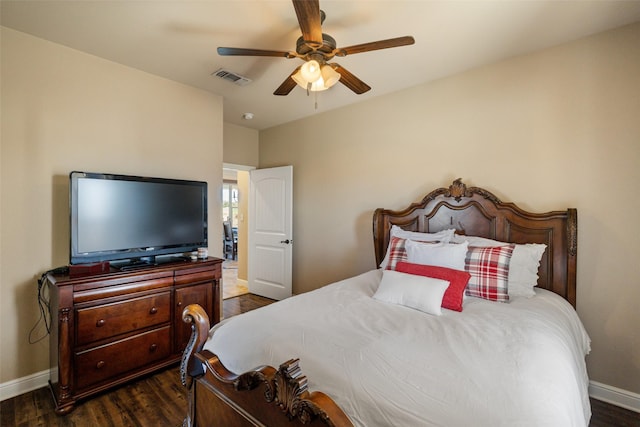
[248,166,293,300]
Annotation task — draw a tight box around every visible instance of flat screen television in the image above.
[70,171,208,268]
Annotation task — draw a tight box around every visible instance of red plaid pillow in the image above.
[385,237,437,271]
[385,236,409,270]
[465,245,515,302]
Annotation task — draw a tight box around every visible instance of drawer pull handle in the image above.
[96,319,106,327]
[149,307,158,315]
[96,361,105,369]
[177,301,182,307]
[149,343,158,352]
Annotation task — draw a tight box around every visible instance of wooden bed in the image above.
[180,179,578,426]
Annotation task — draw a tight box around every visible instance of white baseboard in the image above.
[0,369,49,402]
[589,380,640,413]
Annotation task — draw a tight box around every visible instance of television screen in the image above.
[70,171,208,266]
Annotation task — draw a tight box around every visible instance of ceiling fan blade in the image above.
[332,64,371,95]
[292,0,323,45]
[218,47,294,58]
[274,66,301,96]
[336,36,415,57]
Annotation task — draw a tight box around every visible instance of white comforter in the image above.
[204,269,591,426]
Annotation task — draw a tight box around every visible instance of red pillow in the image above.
[395,262,471,312]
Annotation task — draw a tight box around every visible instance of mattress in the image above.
[204,269,591,426]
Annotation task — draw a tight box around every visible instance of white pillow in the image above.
[450,235,546,297]
[379,226,455,269]
[373,269,449,316]
[405,240,469,271]
[390,225,455,242]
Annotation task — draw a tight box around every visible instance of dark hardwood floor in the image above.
[589,398,640,427]
[2,294,638,426]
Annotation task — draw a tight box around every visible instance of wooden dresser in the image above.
[47,257,222,414]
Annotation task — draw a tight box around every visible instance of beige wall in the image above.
[223,122,259,167]
[260,23,640,395]
[0,28,224,385]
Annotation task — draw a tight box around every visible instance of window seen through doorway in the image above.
[222,181,239,228]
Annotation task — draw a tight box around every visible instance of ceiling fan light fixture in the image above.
[292,72,329,92]
[291,70,307,88]
[292,63,340,92]
[321,65,340,88]
[300,60,322,83]
[309,76,330,92]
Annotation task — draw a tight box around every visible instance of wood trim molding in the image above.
[589,381,640,413]
[0,369,50,402]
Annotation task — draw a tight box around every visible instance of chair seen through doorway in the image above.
[223,221,237,260]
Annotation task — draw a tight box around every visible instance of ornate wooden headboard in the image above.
[373,179,578,307]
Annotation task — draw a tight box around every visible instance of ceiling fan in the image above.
[217,0,415,96]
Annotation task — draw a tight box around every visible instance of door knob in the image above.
[280,239,292,244]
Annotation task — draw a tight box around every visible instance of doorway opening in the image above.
[222,164,253,299]
[222,181,238,261]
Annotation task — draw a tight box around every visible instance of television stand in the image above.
[47,257,222,414]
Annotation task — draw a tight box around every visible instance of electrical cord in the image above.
[29,266,68,344]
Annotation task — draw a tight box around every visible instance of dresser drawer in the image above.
[74,326,171,390]
[174,264,220,286]
[76,292,171,345]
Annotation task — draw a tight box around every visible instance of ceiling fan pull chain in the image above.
[314,90,318,110]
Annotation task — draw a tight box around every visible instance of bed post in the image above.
[181,304,211,427]
[566,208,578,307]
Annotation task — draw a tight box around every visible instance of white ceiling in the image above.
[3,1,640,130]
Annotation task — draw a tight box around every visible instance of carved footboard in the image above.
[181,304,354,427]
